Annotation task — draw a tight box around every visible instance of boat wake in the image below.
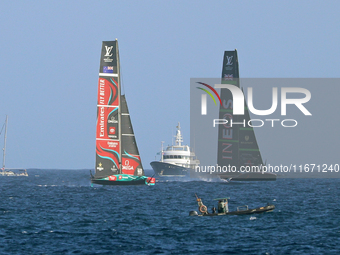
[37,185,59,187]
[156,177,221,183]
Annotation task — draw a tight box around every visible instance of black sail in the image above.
[120,95,144,176]
[217,50,240,170]
[238,98,264,168]
[217,50,264,173]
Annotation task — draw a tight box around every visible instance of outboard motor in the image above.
[189,211,198,216]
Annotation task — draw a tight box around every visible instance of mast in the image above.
[116,39,122,174]
[161,141,164,162]
[2,115,8,170]
[175,122,183,146]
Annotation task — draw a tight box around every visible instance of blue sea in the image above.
[0,169,339,254]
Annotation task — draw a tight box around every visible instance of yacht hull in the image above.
[150,161,189,177]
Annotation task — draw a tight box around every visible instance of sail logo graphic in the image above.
[104,45,114,63]
[108,116,118,124]
[109,127,116,135]
[97,162,104,171]
[226,56,233,65]
[103,66,113,73]
[109,175,117,181]
[137,168,143,176]
[122,160,134,170]
[104,46,113,57]
[225,56,234,70]
[223,74,233,80]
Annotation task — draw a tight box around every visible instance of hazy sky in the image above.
[1,1,339,169]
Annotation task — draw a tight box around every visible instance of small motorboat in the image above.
[189,194,275,217]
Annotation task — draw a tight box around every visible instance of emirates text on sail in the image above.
[99,79,106,137]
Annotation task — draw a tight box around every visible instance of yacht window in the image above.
[170,155,174,159]
[178,155,182,159]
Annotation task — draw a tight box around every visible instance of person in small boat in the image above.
[225,199,229,213]
[218,200,224,213]
[218,199,229,213]
[211,206,216,214]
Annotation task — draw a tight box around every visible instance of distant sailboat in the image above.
[90,40,155,185]
[0,115,28,176]
[217,50,276,181]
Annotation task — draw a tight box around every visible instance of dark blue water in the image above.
[0,169,339,254]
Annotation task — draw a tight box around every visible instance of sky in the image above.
[1,1,340,170]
